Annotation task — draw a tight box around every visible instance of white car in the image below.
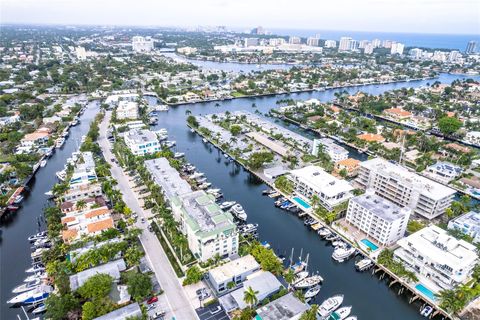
[210,306,222,315]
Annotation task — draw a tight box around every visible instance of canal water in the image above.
[0,101,99,319]
[1,66,478,319]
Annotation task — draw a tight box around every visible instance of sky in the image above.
[1,0,479,35]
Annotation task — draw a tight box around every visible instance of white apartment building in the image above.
[312,138,349,162]
[132,36,154,52]
[116,101,139,120]
[208,255,260,293]
[75,47,87,60]
[69,152,97,186]
[395,225,478,291]
[288,36,301,45]
[390,42,405,55]
[338,37,352,51]
[289,165,353,210]
[124,129,160,156]
[306,37,319,47]
[356,158,456,219]
[364,43,374,55]
[465,131,480,146]
[448,211,480,243]
[346,190,411,246]
[244,38,259,47]
[269,38,286,46]
[324,40,336,48]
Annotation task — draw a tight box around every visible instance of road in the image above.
[98,111,198,320]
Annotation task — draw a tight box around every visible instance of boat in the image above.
[230,204,247,221]
[32,303,47,314]
[332,247,356,263]
[268,192,280,198]
[28,232,47,242]
[262,189,273,195]
[304,218,315,225]
[189,172,204,179]
[164,140,176,148]
[239,223,258,234]
[40,160,47,167]
[294,274,323,289]
[327,306,352,320]
[190,128,195,133]
[304,285,321,299]
[421,306,433,317]
[332,240,346,248]
[45,148,53,157]
[13,195,24,204]
[355,258,373,271]
[196,177,207,184]
[293,271,309,284]
[7,286,51,304]
[26,264,45,273]
[12,279,41,294]
[44,190,54,198]
[24,273,45,283]
[56,170,66,181]
[198,182,212,189]
[173,152,185,158]
[318,228,332,237]
[202,138,208,143]
[220,201,236,210]
[325,234,338,241]
[206,188,221,195]
[318,295,344,318]
[55,138,65,148]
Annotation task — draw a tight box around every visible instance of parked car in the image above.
[210,306,222,315]
[147,296,158,304]
[147,303,156,311]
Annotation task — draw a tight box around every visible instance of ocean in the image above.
[265,28,480,51]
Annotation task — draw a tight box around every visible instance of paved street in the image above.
[98,111,198,320]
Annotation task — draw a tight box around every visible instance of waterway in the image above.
[0,101,99,319]
[1,61,479,319]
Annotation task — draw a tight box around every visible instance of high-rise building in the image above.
[466,41,477,54]
[382,40,393,48]
[289,36,302,44]
[269,38,286,46]
[358,40,370,49]
[244,38,259,47]
[364,43,374,55]
[356,158,456,219]
[448,50,462,63]
[390,42,405,55]
[324,40,337,48]
[371,39,381,48]
[338,37,353,51]
[409,48,424,59]
[306,37,320,47]
[250,26,266,35]
[349,39,359,51]
[432,50,447,62]
[132,36,154,52]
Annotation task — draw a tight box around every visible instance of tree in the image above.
[243,286,259,308]
[77,274,113,300]
[82,301,96,320]
[300,304,319,320]
[76,199,87,211]
[438,117,462,136]
[274,175,294,194]
[284,269,295,290]
[183,265,203,285]
[248,152,274,170]
[407,220,425,234]
[187,115,199,128]
[230,125,242,136]
[45,293,80,320]
[126,272,153,302]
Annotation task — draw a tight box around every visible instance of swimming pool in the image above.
[415,283,437,301]
[293,197,311,209]
[360,238,379,251]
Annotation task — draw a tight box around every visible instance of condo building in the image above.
[394,225,478,291]
[124,129,160,156]
[346,190,411,246]
[311,138,349,162]
[356,158,456,219]
[116,100,139,120]
[132,36,154,52]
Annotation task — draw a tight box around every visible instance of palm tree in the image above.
[299,305,319,320]
[284,269,295,291]
[76,200,87,211]
[243,286,259,308]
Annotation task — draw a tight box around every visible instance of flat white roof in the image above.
[145,158,192,199]
[209,255,259,284]
[124,129,158,145]
[290,165,353,197]
[351,191,411,222]
[361,158,456,200]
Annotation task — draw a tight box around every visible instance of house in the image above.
[334,158,361,177]
[69,259,126,291]
[116,101,139,120]
[424,161,462,184]
[311,138,349,162]
[124,129,160,156]
[20,130,50,148]
[93,303,142,320]
[255,293,309,320]
[465,131,480,147]
[384,107,412,120]
[208,255,260,293]
[61,205,114,243]
[448,211,480,243]
[356,133,385,143]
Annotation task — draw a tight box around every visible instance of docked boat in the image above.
[189,172,204,179]
[13,195,24,204]
[327,306,352,320]
[56,170,66,181]
[262,189,274,195]
[40,160,47,167]
[198,182,212,189]
[7,286,51,304]
[196,177,207,184]
[26,264,45,273]
[32,303,47,314]
[318,295,344,318]
[293,271,309,284]
[24,273,45,283]
[230,204,247,221]
[325,234,339,241]
[421,306,433,317]
[220,201,236,210]
[55,138,65,148]
[28,232,47,242]
[45,148,54,157]
[12,279,41,294]
[332,240,346,248]
[190,128,195,133]
[294,274,323,289]
[304,285,321,299]
[206,188,221,195]
[268,192,280,198]
[318,228,332,237]
[355,258,373,271]
[173,152,185,158]
[304,218,316,226]
[332,247,356,263]
[239,223,258,234]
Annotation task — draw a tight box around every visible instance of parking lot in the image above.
[196,302,229,320]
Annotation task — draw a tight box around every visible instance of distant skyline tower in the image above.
[338,37,352,51]
[466,41,477,54]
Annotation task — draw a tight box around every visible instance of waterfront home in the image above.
[288,165,353,211]
[346,190,411,246]
[116,100,139,120]
[69,152,98,186]
[219,271,283,312]
[383,107,413,121]
[255,292,309,320]
[448,211,480,243]
[465,131,480,147]
[394,225,478,292]
[69,259,126,291]
[61,205,114,243]
[93,302,142,320]
[124,129,160,156]
[356,133,385,143]
[20,129,51,148]
[312,138,349,162]
[208,255,260,293]
[61,182,103,202]
[356,158,456,219]
[334,158,360,177]
[60,196,106,214]
[423,161,462,184]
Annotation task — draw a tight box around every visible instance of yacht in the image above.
[7,286,51,304]
[421,306,433,317]
[40,160,47,167]
[318,228,332,237]
[26,264,45,273]
[198,182,212,189]
[230,204,247,221]
[24,273,45,283]
[220,201,236,210]
[164,140,176,148]
[293,271,309,284]
[55,138,65,148]
[189,172,204,179]
[332,240,346,248]
[56,170,66,181]
[202,138,208,143]
[304,285,321,299]
[327,306,352,320]
[294,274,323,289]
[206,188,221,195]
[32,303,47,314]
[28,232,47,242]
[355,258,373,271]
[12,279,41,294]
[318,295,344,318]
[190,128,195,133]
[332,247,356,263]
[325,234,338,241]
[173,152,185,158]
[196,177,207,184]
[239,223,258,234]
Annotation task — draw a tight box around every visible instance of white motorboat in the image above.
[55,138,65,148]
[164,140,176,148]
[12,279,41,294]
[293,271,309,284]
[332,247,356,263]
[355,258,373,271]
[202,138,208,143]
[304,285,321,299]
[56,170,66,181]
[28,232,47,242]
[26,264,45,273]
[189,172,204,179]
[32,303,47,314]
[332,240,347,249]
[198,182,211,189]
[40,160,47,167]
[240,223,258,234]
[294,274,323,289]
[24,273,45,283]
[230,204,247,221]
[173,152,185,158]
[318,228,332,237]
[220,201,236,210]
[421,306,433,317]
[327,306,352,320]
[206,188,221,195]
[318,295,344,318]
[13,195,24,204]
[190,128,195,133]
[7,286,51,304]
[196,177,207,184]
